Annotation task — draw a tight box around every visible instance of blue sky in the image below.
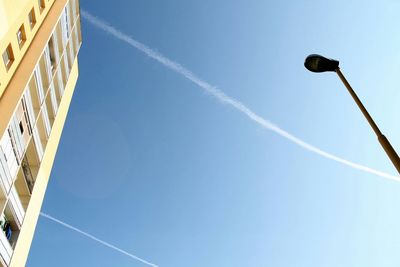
[28,0,400,266]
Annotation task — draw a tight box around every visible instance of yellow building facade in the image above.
[0,0,82,265]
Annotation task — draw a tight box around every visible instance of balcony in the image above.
[0,199,23,266]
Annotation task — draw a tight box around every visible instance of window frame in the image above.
[28,8,36,30]
[38,0,45,12]
[2,44,14,71]
[16,24,27,49]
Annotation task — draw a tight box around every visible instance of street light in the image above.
[304,54,400,174]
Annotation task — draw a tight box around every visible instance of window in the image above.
[2,44,14,70]
[16,24,26,48]
[28,8,36,29]
[19,122,24,134]
[39,0,45,12]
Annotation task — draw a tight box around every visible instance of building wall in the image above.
[0,0,81,266]
[0,0,42,38]
[0,0,58,98]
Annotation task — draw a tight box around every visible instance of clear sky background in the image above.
[27,0,400,266]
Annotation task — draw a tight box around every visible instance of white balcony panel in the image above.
[43,45,53,81]
[23,89,36,128]
[52,34,60,65]
[63,6,71,40]
[0,132,19,183]
[32,127,44,161]
[41,106,51,138]
[9,118,24,161]
[49,84,58,115]
[9,187,25,227]
[71,0,77,22]
[0,148,12,195]
[66,4,72,29]
[57,68,64,97]
[0,229,12,266]
[34,66,45,104]
[73,26,79,55]
[60,12,68,47]
[63,53,70,80]
[68,42,74,68]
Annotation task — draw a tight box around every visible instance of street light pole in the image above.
[335,68,381,136]
[305,54,400,174]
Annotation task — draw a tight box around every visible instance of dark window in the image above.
[19,121,24,134]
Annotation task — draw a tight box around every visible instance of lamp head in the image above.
[304,54,339,73]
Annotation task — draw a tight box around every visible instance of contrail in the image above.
[40,212,159,267]
[80,10,400,182]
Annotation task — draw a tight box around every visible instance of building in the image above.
[0,0,82,265]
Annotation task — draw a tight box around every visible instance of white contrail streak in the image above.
[40,212,159,267]
[80,10,400,182]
